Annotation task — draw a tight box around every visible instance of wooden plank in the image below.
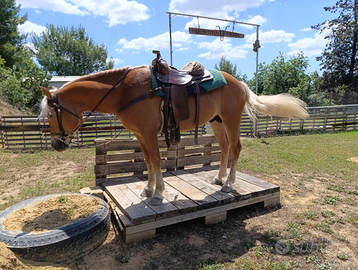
[164,173,219,208]
[103,191,132,228]
[177,152,222,167]
[124,192,280,235]
[170,170,235,204]
[102,180,156,225]
[193,168,265,200]
[120,176,179,220]
[177,145,220,156]
[124,227,156,243]
[162,174,198,213]
[178,134,217,146]
[236,171,279,191]
[101,159,176,174]
[231,179,265,199]
[205,212,227,225]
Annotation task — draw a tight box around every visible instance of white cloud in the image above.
[18,0,88,16]
[178,47,190,51]
[18,21,47,35]
[169,0,264,18]
[300,28,312,32]
[246,30,295,44]
[197,38,248,60]
[117,31,192,51]
[245,15,267,26]
[109,58,123,65]
[170,0,265,30]
[18,0,150,26]
[288,28,331,57]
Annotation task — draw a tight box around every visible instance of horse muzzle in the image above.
[51,137,70,152]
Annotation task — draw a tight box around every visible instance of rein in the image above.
[48,68,131,142]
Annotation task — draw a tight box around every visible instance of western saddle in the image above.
[152,50,213,148]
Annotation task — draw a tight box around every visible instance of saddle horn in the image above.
[152,50,169,75]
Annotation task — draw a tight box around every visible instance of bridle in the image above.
[47,68,132,143]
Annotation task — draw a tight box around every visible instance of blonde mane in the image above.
[39,95,51,118]
[61,66,132,88]
[39,65,151,118]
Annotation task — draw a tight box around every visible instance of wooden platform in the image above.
[93,135,280,242]
[101,167,280,243]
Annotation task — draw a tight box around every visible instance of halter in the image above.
[47,68,132,143]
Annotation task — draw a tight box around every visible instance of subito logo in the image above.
[275,240,291,255]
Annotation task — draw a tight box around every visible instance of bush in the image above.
[0,56,51,110]
[0,74,30,106]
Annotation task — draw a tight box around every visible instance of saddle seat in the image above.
[153,50,212,85]
[152,50,214,147]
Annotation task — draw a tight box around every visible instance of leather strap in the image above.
[194,82,200,145]
[115,88,161,115]
[162,86,171,148]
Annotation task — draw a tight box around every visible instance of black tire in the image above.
[0,193,110,264]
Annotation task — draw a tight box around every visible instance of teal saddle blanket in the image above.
[151,67,227,97]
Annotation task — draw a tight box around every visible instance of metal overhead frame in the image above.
[167,12,261,94]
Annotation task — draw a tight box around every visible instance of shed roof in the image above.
[50,76,81,82]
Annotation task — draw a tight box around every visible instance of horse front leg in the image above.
[148,149,165,205]
[139,135,164,205]
[210,120,229,185]
[136,137,156,198]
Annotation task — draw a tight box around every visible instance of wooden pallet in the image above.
[101,167,280,243]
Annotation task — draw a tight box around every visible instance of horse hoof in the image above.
[141,189,153,197]
[149,197,163,206]
[221,186,233,193]
[211,176,223,185]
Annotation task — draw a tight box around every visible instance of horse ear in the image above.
[40,86,52,99]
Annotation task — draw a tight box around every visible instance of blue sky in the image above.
[18,0,337,79]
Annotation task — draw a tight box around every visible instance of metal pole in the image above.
[166,12,259,27]
[255,25,259,95]
[168,13,173,66]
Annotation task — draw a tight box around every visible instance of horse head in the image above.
[40,86,83,152]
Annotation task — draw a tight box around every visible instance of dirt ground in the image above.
[2,194,101,233]
[1,156,358,270]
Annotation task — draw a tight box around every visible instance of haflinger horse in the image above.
[40,64,308,205]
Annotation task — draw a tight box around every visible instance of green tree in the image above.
[249,52,327,106]
[214,56,248,82]
[312,0,358,92]
[260,52,311,96]
[0,0,28,68]
[32,24,115,76]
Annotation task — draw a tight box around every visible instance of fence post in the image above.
[0,117,4,149]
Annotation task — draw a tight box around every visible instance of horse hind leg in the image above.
[209,120,229,185]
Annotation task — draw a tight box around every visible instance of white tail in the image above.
[241,82,309,120]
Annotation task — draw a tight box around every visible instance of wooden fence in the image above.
[255,104,358,137]
[1,104,357,150]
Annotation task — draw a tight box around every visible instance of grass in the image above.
[1,130,358,269]
[0,147,95,212]
[238,131,358,181]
